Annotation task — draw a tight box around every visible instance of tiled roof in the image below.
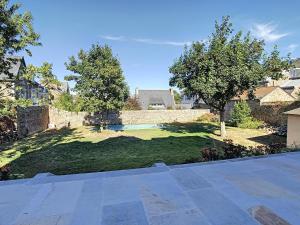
[1,152,300,224]
[233,86,278,100]
[281,79,300,88]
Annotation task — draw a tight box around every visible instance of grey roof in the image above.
[137,89,175,109]
[0,56,25,80]
[280,78,300,88]
[1,152,300,224]
[285,107,300,115]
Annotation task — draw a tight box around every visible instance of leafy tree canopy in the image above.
[0,0,40,77]
[173,90,182,104]
[65,44,129,113]
[169,16,292,137]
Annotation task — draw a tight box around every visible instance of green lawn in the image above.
[0,122,285,179]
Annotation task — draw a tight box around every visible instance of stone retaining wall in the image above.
[17,106,49,137]
[48,108,210,128]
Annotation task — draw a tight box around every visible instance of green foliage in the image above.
[0,98,33,117]
[231,101,251,125]
[237,117,263,129]
[169,16,292,136]
[15,98,33,107]
[123,97,141,110]
[231,101,263,129]
[53,93,74,112]
[23,62,60,93]
[173,90,182,104]
[53,93,84,112]
[0,99,15,117]
[0,0,41,77]
[65,44,129,113]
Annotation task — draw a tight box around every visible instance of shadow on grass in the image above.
[7,129,223,179]
[161,122,219,134]
[248,134,286,146]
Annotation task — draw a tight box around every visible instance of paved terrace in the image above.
[1,152,300,225]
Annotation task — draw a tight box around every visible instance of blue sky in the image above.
[17,0,300,93]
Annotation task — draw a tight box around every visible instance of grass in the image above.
[0,122,286,179]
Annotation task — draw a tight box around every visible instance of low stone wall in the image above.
[17,106,49,137]
[49,107,87,128]
[48,108,210,128]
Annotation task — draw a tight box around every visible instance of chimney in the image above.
[169,88,173,95]
[135,87,139,98]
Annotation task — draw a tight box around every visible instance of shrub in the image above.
[231,101,263,129]
[237,117,264,129]
[201,147,223,161]
[0,165,10,180]
[53,93,75,111]
[123,97,141,110]
[231,101,251,126]
[197,113,219,123]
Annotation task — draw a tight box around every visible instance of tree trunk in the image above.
[220,110,227,138]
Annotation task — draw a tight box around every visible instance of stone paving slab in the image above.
[1,152,300,225]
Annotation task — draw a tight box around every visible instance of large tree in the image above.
[0,0,40,103]
[0,0,40,75]
[169,16,291,137]
[65,44,129,115]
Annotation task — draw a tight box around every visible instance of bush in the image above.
[200,139,287,162]
[231,101,251,125]
[237,117,264,129]
[197,113,219,122]
[123,97,141,110]
[231,101,263,129]
[0,165,10,180]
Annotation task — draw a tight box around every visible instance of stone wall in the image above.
[17,106,49,137]
[48,108,210,128]
[49,107,87,128]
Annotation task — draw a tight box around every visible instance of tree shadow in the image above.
[161,122,219,134]
[8,132,223,179]
[248,134,286,146]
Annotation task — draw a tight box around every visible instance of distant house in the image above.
[180,95,208,109]
[50,81,70,100]
[135,88,175,110]
[265,58,300,99]
[0,56,48,105]
[233,86,296,105]
[285,108,300,148]
[224,86,296,121]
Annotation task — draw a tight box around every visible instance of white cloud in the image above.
[251,23,289,42]
[132,38,192,46]
[287,44,298,53]
[100,35,193,46]
[99,35,125,41]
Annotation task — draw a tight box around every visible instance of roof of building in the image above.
[137,89,175,109]
[234,86,278,100]
[1,152,300,224]
[281,79,300,88]
[285,107,300,115]
[0,56,25,80]
[293,58,300,68]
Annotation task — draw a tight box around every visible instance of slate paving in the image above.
[1,152,300,225]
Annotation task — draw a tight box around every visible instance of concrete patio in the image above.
[1,152,300,225]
